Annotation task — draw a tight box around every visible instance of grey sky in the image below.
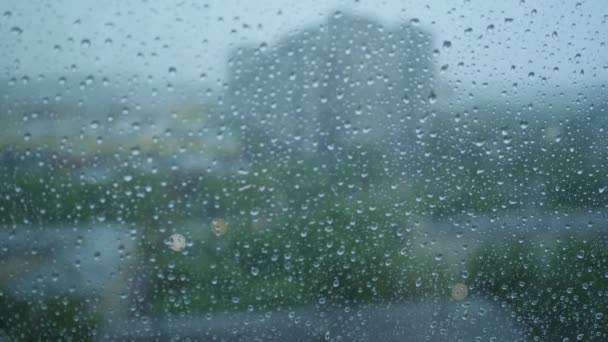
[2,0,606,100]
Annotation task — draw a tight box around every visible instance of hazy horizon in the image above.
[2,0,607,102]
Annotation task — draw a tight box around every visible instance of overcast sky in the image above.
[2,0,607,100]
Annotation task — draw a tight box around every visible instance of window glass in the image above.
[1,1,607,340]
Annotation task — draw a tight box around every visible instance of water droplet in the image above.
[167,233,186,252]
[130,146,141,156]
[251,267,259,276]
[210,218,228,236]
[10,26,22,35]
[451,283,469,301]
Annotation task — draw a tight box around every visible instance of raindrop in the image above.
[576,250,585,259]
[130,146,141,156]
[10,26,22,35]
[519,120,528,129]
[167,233,186,252]
[211,218,228,236]
[451,283,469,301]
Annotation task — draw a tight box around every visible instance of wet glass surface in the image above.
[2,1,608,340]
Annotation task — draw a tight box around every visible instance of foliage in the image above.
[470,233,608,340]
